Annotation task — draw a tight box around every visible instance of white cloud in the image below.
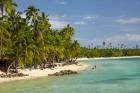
[106,34,140,42]
[119,29,140,33]
[49,16,60,20]
[115,17,140,24]
[58,1,67,5]
[126,34,140,41]
[75,34,140,47]
[49,20,68,29]
[74,21,87,25]
[83,15,98,20]
[49,15,68,29]
[21,13,26,18]
[82,15,97,24]
[49,15,66,20]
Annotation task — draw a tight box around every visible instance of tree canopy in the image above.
[0,0,81,70]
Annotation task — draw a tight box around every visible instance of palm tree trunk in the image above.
[6,61,15,74]
[0,4,3,59]
[0,37,2,58]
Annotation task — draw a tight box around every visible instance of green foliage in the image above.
[0,1,81,69]
[0,0,17,14]
[79,47,140,58]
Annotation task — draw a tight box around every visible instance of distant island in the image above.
[79,43,140,58]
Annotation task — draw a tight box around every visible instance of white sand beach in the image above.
[1,56,139,83]
[0,63,89,83]
[77,56,140,61]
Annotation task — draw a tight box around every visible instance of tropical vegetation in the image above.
[0,0,80,72]
[79,42,140,57]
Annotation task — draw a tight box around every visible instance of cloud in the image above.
[83,15,98,20]
[49,15,68,29]
[58,1,67,5]
[119,28,140,33]
[82,15,98,24]
[49,16,60,20]
[126,34,140,41]
[49,20,68,29]
[74,21,87,25]
[75,34,140,47]
[115,17,140,24]
[106,34,140,42]
[49,15,66,20]
[21,13,26,18]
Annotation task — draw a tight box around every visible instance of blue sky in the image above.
[14,0,140,48]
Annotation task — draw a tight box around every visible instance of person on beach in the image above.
[92,65,96,70]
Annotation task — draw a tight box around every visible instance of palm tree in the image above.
[135,45,139,49]
[69,40,80,61]
[0,0,17,15]
[121,43,124,49]
[60,25,75,61]
[60,25,74,41]
[102,41,106,49]
[0,2,83,72]
[25,5,39,26]
[109,42,112,48]
[0,23,11,58]
[0,0,16,59]
[25,6,49,68]
[5,9,25,70]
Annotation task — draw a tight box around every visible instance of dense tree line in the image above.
[0,0,80,71]
[79,41,140,58]
[79,47,140,58]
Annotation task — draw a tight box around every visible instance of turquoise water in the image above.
[0,58,140,93]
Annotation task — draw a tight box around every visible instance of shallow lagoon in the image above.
[0,58,140,93]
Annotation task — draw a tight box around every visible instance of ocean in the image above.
[0,57,140,93]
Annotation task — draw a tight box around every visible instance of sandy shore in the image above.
[0,63,89,83]
[77,56,140,61]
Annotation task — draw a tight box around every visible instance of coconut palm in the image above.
[0,0,17,15]
[25,6,49,68]
[69,40,80,61]
[0,23,11,58]
[0,3,83,72]
[0,0,16,59]
[25,5,39,26]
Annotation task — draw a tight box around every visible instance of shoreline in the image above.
[0,63,89,83]
[0,56,139,83]
[77,56,140,61]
